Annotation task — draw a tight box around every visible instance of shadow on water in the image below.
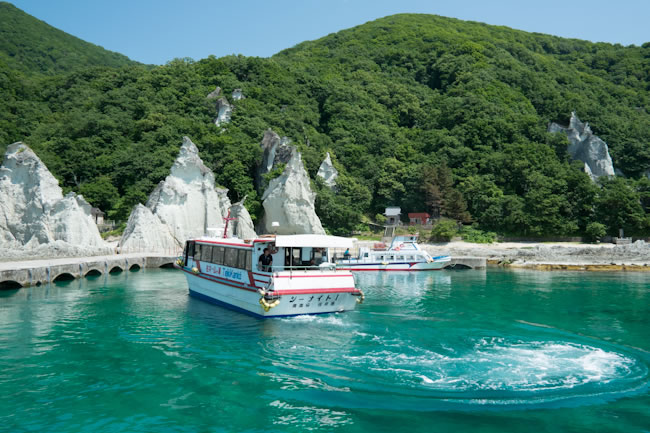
[0,280,22,292]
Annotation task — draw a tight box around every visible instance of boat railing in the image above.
[258,263,338,273]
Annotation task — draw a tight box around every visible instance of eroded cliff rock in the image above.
[231,89,244,100]
[214,97,232,126]
[118,204,177,253]
[206,86,222,100]
[256,128,293,188]
[317,152,338,189]
[549,112,615,180]
[0,142,106,255]
[119,136,231,252]
[229,197,256,239]
[261,148,325,235]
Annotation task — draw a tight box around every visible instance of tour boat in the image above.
[175,234,364,317]
[335,235,451,271]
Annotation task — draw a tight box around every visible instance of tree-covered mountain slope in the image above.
[1,9,649,237]
[0,2,136,75]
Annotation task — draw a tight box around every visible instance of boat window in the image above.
[312,248,326,264]
[194,244,202,261]
[388,255,394,260]
[363,252,369,258]
[379,255,384,260]
[202,246,213,263]
[407,255,414,260]
[397,256,404,261]
[224,247,238,268]
[237,249,248,270]
[185,241,194,265]
[213,246,225,265]
[246,250,252,271]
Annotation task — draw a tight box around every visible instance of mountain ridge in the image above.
[0,2,137,75]
[1,6,649,237]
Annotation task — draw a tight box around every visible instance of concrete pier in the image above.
[445,257,486,269]
[0,253,178,288]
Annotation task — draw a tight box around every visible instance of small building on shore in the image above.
[91,207,105,225]
[408,212,430,226]
[384,207,401,225]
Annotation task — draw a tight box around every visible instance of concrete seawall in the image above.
[445,257,486,269]
[0,253,178,288]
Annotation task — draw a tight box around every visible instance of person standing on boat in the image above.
[343,248,351,259]
[258,248,273,272]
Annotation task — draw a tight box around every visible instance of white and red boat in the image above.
[175,234,364,317]
[335,235,450,271]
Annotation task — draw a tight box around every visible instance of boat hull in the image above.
[337,257,450,271]
[181,267,360,318]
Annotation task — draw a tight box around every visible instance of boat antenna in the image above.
[223,209,237,238]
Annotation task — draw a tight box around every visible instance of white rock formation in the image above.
[214,97,232,126]
[0,142,106,254]
[119,137,231,253]
[119,204,177,253]
[229,197,256,239]
[261,149,325,235]
[231,89,244,100]
[206,86,222,100]
[317,152,338,189]
[549,112,615,181]
[257,128,293,188]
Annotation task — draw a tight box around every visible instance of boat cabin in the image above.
[181,234,351,273]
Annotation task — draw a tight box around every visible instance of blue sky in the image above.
[10,0,650,65]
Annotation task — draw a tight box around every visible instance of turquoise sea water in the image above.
[1,268,649,432]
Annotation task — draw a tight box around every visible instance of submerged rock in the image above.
[317,152,338,189]
[261,148,325,235]
[0,142,107,255]
[119,137,231,252]
[549,112,615,181]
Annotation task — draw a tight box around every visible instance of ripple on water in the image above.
[265,328,650,411]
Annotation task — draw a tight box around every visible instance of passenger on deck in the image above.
[258,248,273,272]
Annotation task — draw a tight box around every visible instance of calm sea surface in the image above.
[1,268,649,432]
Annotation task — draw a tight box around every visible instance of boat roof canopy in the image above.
[274,234,353,249]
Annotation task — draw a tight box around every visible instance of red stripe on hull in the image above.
[270,288,359,296]
[196,240,253,248]
[337,268,443,271]
[274,274,353,279]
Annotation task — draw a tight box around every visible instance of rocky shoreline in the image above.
[421,240,650,271]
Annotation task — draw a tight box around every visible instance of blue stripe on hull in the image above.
[188,289,336,319]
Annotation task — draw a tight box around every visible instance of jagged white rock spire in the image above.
[317,152,338,189]
[0,142,105,250]
[261,148,325,235]
[119,136,231,252]
[549,112,615,181]
[214,97,232,126]
[229,197,256,239]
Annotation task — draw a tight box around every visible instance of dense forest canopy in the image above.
[1,5,649,237]
[0,2,135,75]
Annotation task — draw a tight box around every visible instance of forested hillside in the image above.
[1,6,649,237]
[0,2,135,75]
